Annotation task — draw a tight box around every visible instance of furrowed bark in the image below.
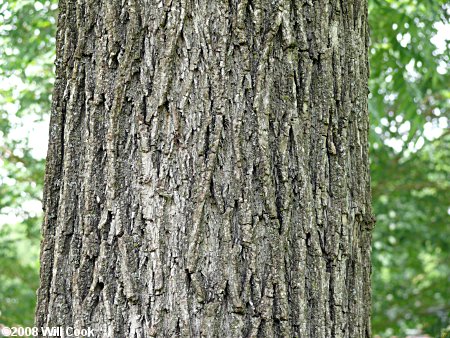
[36,0,375,337]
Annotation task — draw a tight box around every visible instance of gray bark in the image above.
[36,0,375,337]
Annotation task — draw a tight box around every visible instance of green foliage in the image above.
[369,0,450,336]
[0,0,57,326]
[0,222,40,326]
[0,0,448,334]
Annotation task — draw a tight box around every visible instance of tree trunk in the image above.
[36,0,374,337]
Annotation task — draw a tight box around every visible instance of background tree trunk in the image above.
[36,0,374,337]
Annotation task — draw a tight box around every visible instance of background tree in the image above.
[0,0,448,336]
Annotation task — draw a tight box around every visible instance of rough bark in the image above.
[36,0,374,337]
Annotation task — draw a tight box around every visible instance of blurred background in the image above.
[0,0,448,336]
